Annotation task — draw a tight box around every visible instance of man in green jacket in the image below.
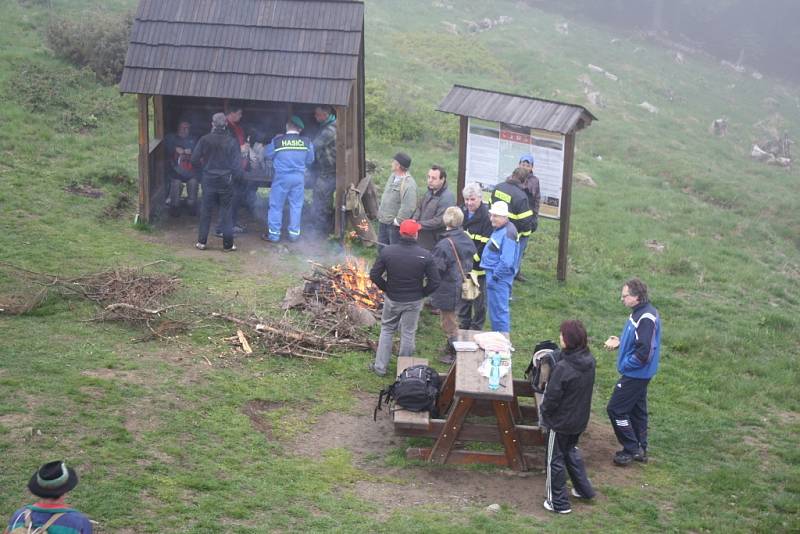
[376,152,417,250]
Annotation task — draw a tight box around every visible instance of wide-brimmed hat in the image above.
[28,461,79,498]
[489,201,510,217]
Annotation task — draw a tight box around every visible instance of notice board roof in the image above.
[119,0,364,106]
[437,85,597,135]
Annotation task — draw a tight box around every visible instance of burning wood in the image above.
[303,258,382,313]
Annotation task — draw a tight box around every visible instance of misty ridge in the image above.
[532,0,800,83]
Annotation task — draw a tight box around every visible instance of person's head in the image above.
[518,153,534,172]
[442,206,463,229]
[511,167,529,184]
[488,201,510,228]
[28,461,79,501]
[392,152,412,174]
[287,115,304,132]
[621,278,648,308]
[314,105,334,123]
[462,183,483,213]
[177,120,191,138]
[398,219,421,240]
[211,112,228,130]
[427,165,446,192]
[226,103,243,123]
[559,319,588,350]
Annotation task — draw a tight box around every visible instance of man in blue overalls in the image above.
[479,201,519,333]
[262,116,315,243]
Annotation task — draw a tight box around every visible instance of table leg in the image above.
[437,362,457,415]
[492,400,528,471]
[429,396,473,464]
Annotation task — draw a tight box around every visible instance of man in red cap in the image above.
[5,460,93,533]
[368,219,440,376]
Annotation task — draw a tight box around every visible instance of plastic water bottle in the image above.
[488,354,501,390]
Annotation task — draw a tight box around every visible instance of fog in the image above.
[534,0,800,83]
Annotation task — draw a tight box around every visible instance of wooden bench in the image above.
[391,356,433,430]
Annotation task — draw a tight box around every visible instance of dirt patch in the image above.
[141,212,352,277]
[242,399,285,440]
[101,192,133,220]
[65,183,104,198]
[285,393,640,518]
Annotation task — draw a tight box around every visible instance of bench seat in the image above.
[392,356,432,430]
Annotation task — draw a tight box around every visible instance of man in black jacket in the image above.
[192,113,244,252]
[540,319,597,514]
[368,219,441,377]
[458,182,492,330]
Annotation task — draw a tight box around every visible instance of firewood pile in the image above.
[282,258,383,331]
[0,260,183,326]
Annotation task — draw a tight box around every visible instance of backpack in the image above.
[374,364,441,420]
[524,340,561,394]
[8,509,65,534]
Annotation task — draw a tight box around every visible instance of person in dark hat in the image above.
[376,152,417,251]
[5,460,93,533]
[368,219,440,376]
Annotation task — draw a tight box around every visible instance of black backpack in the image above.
[374,364,441,420]
[524,340,561,394]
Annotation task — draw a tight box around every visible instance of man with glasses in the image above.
[606,278,661,466]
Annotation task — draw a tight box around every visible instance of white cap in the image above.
[489,201,510,217]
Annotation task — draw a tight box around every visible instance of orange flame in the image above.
[329,255,381,309]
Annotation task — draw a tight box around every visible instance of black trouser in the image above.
[222,179,250,230]
[458,275,487,330]
[198,177,233,249]
[310,172,336,237]
[377,222,400,252]
[607,375,650,455]
[545,430,595,511]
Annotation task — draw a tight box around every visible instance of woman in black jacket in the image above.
[540,319,597,514]
[431,206,476,364]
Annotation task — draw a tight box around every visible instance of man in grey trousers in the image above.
[368,219,441,376]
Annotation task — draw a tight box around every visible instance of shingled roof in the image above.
[438,85,597,135]
[119,0,364,106]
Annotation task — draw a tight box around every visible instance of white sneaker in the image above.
[543,500,571,514]
[195,242,207,250]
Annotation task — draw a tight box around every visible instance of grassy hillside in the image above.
[1,0,798,532]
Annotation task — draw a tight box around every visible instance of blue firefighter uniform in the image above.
[264,132,315,242]
[479,222,519,332]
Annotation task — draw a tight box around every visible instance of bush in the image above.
[44,10,133,85]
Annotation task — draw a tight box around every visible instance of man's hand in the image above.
[604,336,620,350]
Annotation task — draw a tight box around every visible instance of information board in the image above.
[465,118,565,219]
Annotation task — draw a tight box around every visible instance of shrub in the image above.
[44,10,133,85]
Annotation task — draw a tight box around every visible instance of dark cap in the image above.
[28,461,79,498]
[393,152,412,170]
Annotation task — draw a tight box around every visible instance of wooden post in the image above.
[334,104,347,236]
[456,115,468,205]
[137,94,151,223]
[556,131,576,281]
[152,95,165,207]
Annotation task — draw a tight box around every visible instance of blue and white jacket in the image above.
[617,301,661,379]
[265,132,315,180]
[479,223,518,282]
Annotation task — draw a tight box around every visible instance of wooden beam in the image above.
[456,115,468,205]
[137,94,151,223]
[334,104,347,237]
[556,131,576,281]
[395,420,545,446]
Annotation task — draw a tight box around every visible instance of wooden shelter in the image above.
[119,0,365,232]
[437,85,597,281]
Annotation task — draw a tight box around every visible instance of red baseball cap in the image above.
[399,219,422,237]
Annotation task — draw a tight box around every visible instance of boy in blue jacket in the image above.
[479,201,518,332]
[607,278,661,466]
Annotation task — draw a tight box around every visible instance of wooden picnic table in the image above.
[395,330,545,471]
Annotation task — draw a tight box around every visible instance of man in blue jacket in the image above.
[607,278,661,466]
[262,116,315,243]
[479,201,519,333]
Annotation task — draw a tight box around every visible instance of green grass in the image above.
[1,0,799,531]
